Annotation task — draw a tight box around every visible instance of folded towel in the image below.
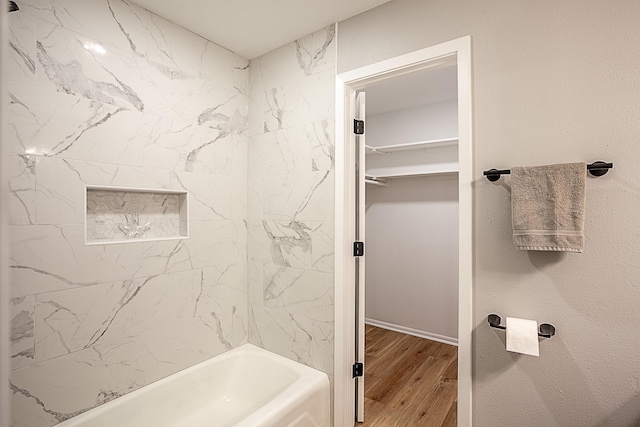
[511,162,586,252]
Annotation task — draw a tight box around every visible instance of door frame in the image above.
[334,36,474,427]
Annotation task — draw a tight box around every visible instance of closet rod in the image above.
[483,161,613,182]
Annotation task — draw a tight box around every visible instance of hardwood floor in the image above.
[358,325,458,427]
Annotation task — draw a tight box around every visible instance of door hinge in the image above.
[353,241,364,257]
[354,119,365,135]
[353,362,364,378]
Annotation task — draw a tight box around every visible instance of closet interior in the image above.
[364,60,460,345]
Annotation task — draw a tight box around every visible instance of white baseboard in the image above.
[365,318,458,346]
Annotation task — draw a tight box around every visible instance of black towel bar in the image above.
[483,161,613,182]
[488,314,555,338]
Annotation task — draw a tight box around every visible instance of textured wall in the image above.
[338,0,640,425]
[7,1,248,425]
[247,25,336,379]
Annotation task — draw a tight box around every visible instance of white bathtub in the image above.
[57,344,330,427]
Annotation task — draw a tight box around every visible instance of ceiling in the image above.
[129,0,392,59]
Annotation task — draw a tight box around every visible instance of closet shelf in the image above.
[366,170,458,179]
[365,137,458,155]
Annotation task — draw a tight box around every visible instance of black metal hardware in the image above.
[488,314,555,338]
[587,160,611,176]
[352,362,364,378]
[8,0,19,12]
[483,168,510,182]
[483,161,613,182]
[353,241,364,257]
[354,119,365,135]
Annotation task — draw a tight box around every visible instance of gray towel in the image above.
[511,162,586,252]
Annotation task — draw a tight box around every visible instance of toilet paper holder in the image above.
[488,314,556,338]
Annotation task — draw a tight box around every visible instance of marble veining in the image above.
[186,106,247,172]
[51,108,127,157]
[263,265,332,319]
[265,87,285,132]
[262,71,334,133]
[104,0,180,75]
[8,81,141,163]
[247,24,336,381]
[307,120,335,171]
[12,308,34,343]
[294,25,336,76]
[11,296,35,370]
[309,221,334,273]
[293,170,331,219]
[263,171,334,222]
[263,220,312,267]
[7,2,336,425]
[34,272,195,362]
[8,154,36,225]
[11,265,101,291]
[10,40,37,76]
[9,38,36,79]
[10,381,102,423]
[36,27,145,111]
[8,12,37,83]
[248,304,333,375]
[249,219,331,274]
[9,1,249,424]
[193,262,248,350]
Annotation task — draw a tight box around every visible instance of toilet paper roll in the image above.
[506,317,539,356]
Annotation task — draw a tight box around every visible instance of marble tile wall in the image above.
[7,1,248,426]
[247,25,336,380]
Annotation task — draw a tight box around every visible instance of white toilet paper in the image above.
[506,317,539,356]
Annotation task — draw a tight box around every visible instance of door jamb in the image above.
[333,36,473,427]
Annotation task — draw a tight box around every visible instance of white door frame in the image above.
[334,36,473,427]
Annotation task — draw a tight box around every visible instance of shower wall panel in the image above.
[6,1,249,426]
[247,25,336,379]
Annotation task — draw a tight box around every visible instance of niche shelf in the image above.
[85,185,189,245]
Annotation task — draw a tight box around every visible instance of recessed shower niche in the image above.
[85,186,189,245]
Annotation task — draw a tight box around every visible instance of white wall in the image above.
[365,175,459,342]
[367,100,458,147]
[339,0,640,425]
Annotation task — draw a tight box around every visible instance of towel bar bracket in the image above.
[485,169,505,182]
[588,161,610,177]
[483,161,613,181]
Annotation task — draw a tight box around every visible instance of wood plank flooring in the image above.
[358,325,458,427]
